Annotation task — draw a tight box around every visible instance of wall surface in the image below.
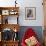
[0,0,44,26]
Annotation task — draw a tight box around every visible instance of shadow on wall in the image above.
[18,26,44,44]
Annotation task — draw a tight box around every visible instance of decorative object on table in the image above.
[5,18,8,24]
[13,28,18,41]
[9,10,18,15]
[13,32,18,41]
[0,15,1,24]
[1,28,13,41]
[0,10,2,15]
[2,16,8,24]
[15,0,17,7]
[25,7,36,20]
[21,28,41,46]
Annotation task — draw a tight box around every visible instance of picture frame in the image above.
[9,10,15,15]
[2,10,9,15]
[25,7,36,20]
[9,10,18,15]
[2,16,8,24]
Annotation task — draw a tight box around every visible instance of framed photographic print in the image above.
[25,7,36,20]
[2,10,9,15]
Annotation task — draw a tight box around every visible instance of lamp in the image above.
[15,0,17,7]
[13,28,18,41]
[14,28,17,32]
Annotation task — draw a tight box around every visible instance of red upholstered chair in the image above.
[21,28,41,46]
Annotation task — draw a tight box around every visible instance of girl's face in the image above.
[25,36,38,46]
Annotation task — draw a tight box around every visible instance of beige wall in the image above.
[44,0,46,27]
[43,0,46,46]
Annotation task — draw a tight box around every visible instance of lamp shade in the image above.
[13,28,17,32]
